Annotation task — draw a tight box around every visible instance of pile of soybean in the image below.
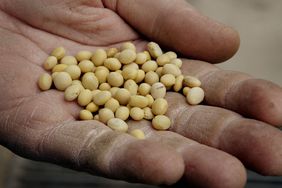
[38,42,204,139]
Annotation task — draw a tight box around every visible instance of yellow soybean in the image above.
[79,110,93,120]
[152,115,171,130]
[60,56,77,65]
[75,50,93,61]
[38,73,52,91]
[99,108,114,124]
[107,72,124,87]
[64,84,82,101]
[107,118,128,132]
[91,49,107,66]
[130,129,145,139]
[43,56,58,70]
[152,98,168,115]
[78,89,93,106]
[118,49,136,65]
[51,47,66,60]
[81,72,99,90]
[93,91,112,106]
[130,107,144,121]
[53,72,72,91]
[115,106,130,121]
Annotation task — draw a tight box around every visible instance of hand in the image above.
[0,0,281,188]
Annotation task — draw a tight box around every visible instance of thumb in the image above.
[104,0,240,63]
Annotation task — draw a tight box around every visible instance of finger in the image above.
[1,0,139,45]
[1,119,185,185]
[104,0,240,63]
[166,92,282,176]
[181,59,282,126]
[127,120,246,188]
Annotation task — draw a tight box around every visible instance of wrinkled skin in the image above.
[1,0,282,187]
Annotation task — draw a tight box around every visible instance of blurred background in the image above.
[191,0,282,85]
[1,0,282,188]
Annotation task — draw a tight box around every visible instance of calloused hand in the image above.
[0,1,282,187]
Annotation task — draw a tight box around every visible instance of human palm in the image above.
[1,0,282,187]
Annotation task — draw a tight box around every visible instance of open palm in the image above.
[1,0,282,187]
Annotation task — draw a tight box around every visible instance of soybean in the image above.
[78,60,94,73]
[165,51,177,60]
[122,67,138,80]
[147,42,163,58]
[86,102,99,113]
[129,95,148,108]
[124,80,138,95]
[134,69,145,83]
[115,106,130,121]
[52,64,68,73]
[64,65,81,80]
[130,129,145,139]
[183,87,191,96]
[81,72,99,90]
[104,58,122,71]
[91,49,107,66]
[53,72,72,91]
[43,56,58,70]
[152,98,168,115]
[150,82,166,99]
[130,107,144,121]
[107,72,124,87]
[51,47,66,60]
[118,49,136,65]
[99,83,111,91]
[109,87,119,97]
[156,54,170,66]
[152,115,171,130]
[105,98,120,112]
[106,48,119,58]
[123,62,139,70]
[138,83,151,96]
[186,87,205,105]
[99,108,115,124]
[93,91,112,106]
[160,74,176,88]
[144,107,154,120]
[170,58,182,68]
[184,76,201,87]
[64,84,82,101]
[114,88,131,105]
[120,42,136,52]
[173,75,184,92]
[60,56,77,65]
[38,73,52,91]
[162,64,181,77]
[78,89,92,106]
[146,94,154,107]
[95,68,110,84]
[79,110,93,120]
[135,52,147,65]
[107,118,128,132]
[75,50,92,61]
[141,60,158,72]
[144,71,159,85]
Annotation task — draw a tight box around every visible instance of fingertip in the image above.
[111,140,185,185]
[183,145,246,188]
[227,79,282,126]
[213,26,240,63]
[219,118,282,176]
